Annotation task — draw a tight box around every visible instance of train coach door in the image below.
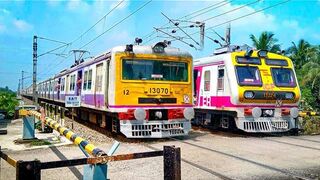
[65,75,70,96]
[76,70,82,96]
[57,78,61,100]
[202,67,213,107]
[95,63,103,107]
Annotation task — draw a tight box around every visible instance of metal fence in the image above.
[0,145,181,180]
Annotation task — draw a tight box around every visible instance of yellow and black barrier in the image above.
[299,111,320,117]
[28,110,106,157]
[0,146,17,167]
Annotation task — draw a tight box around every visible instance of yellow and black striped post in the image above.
[28,110,106,157]
[299,111,320,117]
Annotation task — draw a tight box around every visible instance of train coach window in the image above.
[266,59,288,66]
[122,59,188,82]
[217,69,224,90]
[237,57,261,65]
[271,68,296,87]
[83,71,88,90]
[70,75,76,91]
[204,70,210,91]
[61,78,65,91]
[88,70,92,90]
[236,66,262,86]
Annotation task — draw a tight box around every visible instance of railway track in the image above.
[163,137,314,180]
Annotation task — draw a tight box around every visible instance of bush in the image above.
[300,116,320,135]
[0,87,18,118]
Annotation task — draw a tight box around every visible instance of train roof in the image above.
[42,43,192,80]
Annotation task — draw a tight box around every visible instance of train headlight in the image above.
[290,107,299,118]
[252,107,262,118]
[244,91,254,99]
[155,111,162,119]
[152,42,167,53]
[257,50,268,58]
[183,108,194,120]
[263,109,274,117]
[134,108,146,121]
[285,92,294,99]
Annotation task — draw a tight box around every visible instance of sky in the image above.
[0,0,319,91]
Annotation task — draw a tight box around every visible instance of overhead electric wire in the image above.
[156,0,259,43]
[178,0,229,20]
[37,1,125,78]
[37,43,70,58]
[79,0,152,50]
[154,27,197,50]
[206,0,290,30]
[186,0,231,20]
[161,12,200,46]
[70,0,125,45]
[203,0,261,22]
[142,0,229,44]
[37,1,140,78]
[37,36,68,44]
[168,0,290,45]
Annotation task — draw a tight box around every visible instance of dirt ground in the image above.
[0,117,319,180]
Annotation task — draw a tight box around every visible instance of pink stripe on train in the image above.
[197,96,298,108]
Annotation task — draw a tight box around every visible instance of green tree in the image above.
[286,39,318,69]
[249,31,281,53]
[0,88,18,118]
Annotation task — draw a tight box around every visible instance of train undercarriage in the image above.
[22,95,191,138]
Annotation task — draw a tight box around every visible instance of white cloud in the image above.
[281,20,305,42]
[13,19,33,32]
[0,8,10,15]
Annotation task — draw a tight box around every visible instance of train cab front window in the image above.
[122,59,188,82]
[236,66,262,86]
[271,68,296,87]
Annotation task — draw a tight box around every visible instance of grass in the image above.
[30,139,52,146]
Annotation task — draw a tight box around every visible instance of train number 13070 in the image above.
[149,87,169,95]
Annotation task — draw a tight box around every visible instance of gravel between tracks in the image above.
[63,117,113,145]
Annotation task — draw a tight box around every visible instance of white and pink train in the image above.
[193,47,301,133]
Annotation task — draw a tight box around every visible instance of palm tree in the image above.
[249,31,281,53]
[286,39,318,69]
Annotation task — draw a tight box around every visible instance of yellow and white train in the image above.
[193,46,300,133]
[24,42,194,138]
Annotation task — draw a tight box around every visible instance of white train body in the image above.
[193,49,301,133]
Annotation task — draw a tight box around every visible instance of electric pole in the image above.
[33,35,38,105]
[225,24,231,46]
[18,79,21,95]
[21,70,24,92]
[199,22,205,50]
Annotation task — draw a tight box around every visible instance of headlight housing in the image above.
[252,107,262,118]
[134,108,146,121]
[290,107,299,118]
[183,108,194,120]
[244,91,254,99]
